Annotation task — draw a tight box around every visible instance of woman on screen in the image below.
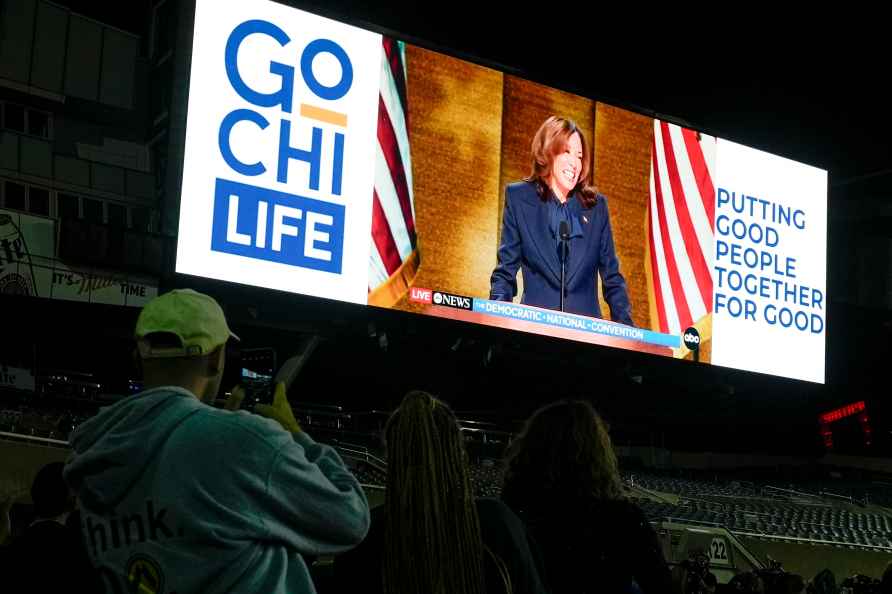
[489,116,633,325]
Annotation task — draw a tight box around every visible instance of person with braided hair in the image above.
[334,391,545,594]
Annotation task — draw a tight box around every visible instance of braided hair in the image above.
[382,391,485,594]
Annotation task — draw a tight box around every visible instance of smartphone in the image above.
[240,348,276,412]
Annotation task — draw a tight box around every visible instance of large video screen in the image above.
[175,0,828,383]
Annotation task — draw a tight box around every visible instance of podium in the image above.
[422,298,678,357]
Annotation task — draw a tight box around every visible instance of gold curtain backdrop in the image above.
[391,44,711,362]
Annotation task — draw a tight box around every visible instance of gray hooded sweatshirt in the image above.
[64,386,369,593]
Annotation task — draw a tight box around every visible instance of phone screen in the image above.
[240,348,275,410]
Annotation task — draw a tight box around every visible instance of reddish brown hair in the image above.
[525,116,598,208]
[502,399,624,504]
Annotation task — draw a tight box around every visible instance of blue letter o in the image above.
[300,39,353,100]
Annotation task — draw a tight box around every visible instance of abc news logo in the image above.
[683,327,701,351]
[409,287,473,310]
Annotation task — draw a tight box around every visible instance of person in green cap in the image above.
[63,288,370,594]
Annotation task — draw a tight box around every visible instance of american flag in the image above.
[368,37,419,307]
[646,120,716,335]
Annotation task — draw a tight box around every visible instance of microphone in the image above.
[559,220,570,242]
[559,220,569,312]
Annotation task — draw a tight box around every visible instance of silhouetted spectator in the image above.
[807,569,837,594]
[501,399,672,594]
[671,551,715,594]
[63,289,369,593]
[335,390,546,594]
[3,462,101,592]
[729,571,765,593]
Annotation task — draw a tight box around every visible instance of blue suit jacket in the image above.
[490,181,634,325]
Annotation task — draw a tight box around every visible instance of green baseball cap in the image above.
[135,289,239,358]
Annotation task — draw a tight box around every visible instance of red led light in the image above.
[819,401,866,425]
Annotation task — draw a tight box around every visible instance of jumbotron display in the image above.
[175,0,827,382]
